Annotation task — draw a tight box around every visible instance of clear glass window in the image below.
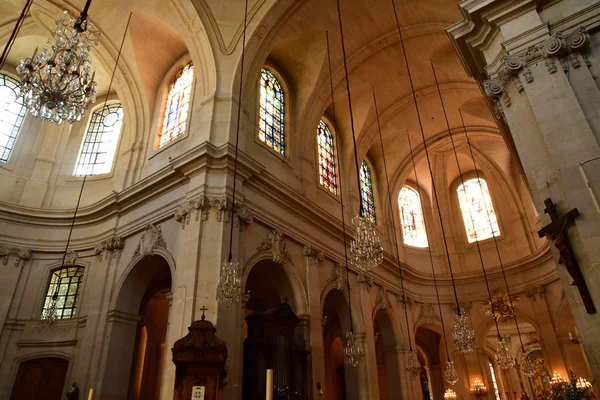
[42,267,85,320]
[0,73,26,162]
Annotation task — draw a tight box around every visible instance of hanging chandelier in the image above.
[406,350,421,376]
[343,331,364,367]
[444,360,459,385]
[17,1,99,124]
[40,291,59,327]
[495,337,516,369]
[444,389,457,399]
[350,215,383,273]
[216,258,242,306]
[452,312,476,353]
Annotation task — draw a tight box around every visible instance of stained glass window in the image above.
[259,68,285,156]
[457,178,500,243]
[74,103,123,176]
[489,359,501,400]
[398,186,428,247]
[317,120,337,194]
[42,267,85,320]
[159,63,194,147]
[360,160,376,223]
[0,73,26,162]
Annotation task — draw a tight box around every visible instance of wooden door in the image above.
[10,357,69,400]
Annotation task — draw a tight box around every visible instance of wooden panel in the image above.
[10,357,69,400]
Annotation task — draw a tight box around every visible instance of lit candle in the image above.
[266,369,273,400]
[88,389,94,400]
[569,332,573,341]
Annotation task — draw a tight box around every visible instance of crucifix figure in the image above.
[538,198,596,314]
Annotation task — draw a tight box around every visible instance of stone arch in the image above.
[100,254,173,399]
[374,308,405,399]
[415,325,446,399]
[320,284,363,332]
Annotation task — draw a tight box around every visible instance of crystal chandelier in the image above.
[350,215,383,273]
[216,258,242,307]
[452,312,476,353]
[17,4,99,124]
[40,291,58,328]
[444,389,457,399]
[343,331,364,367]
[521,357,536,377]
[444,360,459,385]
[406,350,421,376]
[495,337,516,369]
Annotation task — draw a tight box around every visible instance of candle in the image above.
[569,332,573,340]
[266,369,273,400]
[88,389,94,400]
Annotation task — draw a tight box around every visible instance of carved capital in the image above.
[526,286,545,301]
[416,303,440,325]
[64,250,78,266]
[132,224,167,260]
[175,195,211,229]
[396,293,413,307]
[303,244,324,265]
[94,236,124,261]
[211,196,253,231]
[0,244,31,268]
[326,262,348,293]
[257,229,290,264]
[357,273,373,290]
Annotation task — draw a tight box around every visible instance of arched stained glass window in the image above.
[317,120,336,194]
[159,63,194,147]
[74,103,123,176]
[42,267,84,320]
[360,160,376,223]
[457,178,500,243]
[0,73,26,162]
[398,186,428,247]
[259,68,285,156]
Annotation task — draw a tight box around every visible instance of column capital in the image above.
[303,244,324,265]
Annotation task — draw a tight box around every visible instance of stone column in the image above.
[357,274,380,399]
[0,245,30,340]
[303,245,325,399]
[447,1,600,380]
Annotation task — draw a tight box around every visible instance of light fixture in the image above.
[335,0,383,275]
[444,360,459,386]
[444,388,457,399]
[343,330,364,367]
[17,0,99,124]
[551,371,567,386]
[576,377,592,389]
[216,0,249,307]
[470,378,489,399]
[452,312,477,353]
[406,350,421,377]
[40,291,59,328]
[495,337,516,370]
[326,30,363,368]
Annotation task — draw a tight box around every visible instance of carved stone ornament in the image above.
[526,285,545,301]
[212,197,232,222]
[133,224,167,259]
[377,287,389,310]
[303,244,324,264]
[211,196,253,230]
[327,262,348,292]
[64,250,78,266]
[0,244,31,268]
[397,293,413,307]
[257,229,290,264]
[417,303,440,325]
[357,273,373,290]
[174,195,211,229]
[480,288,519,322]
[94,236,124,261]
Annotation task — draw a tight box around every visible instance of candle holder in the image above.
[444,388,457,399]
[470,378,488,399]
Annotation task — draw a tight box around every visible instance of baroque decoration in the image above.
[174,195,211,229]
[327,262,348,293]
[257,229,291,264]
[0,244,31,268]
[94,236,124,261]
[132,224,167,260]
[481,288,519,322]
[17,5,99,124]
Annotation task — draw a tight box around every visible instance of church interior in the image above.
[1,0,600,399]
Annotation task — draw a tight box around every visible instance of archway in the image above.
[100,255,172,400]
[374,309,402,399]
[242,259,308,399]
[322,289,359,400]
[415,326,445,399]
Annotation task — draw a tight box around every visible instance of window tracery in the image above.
[457,178,500,242]
[317,120,336,194]
[360,160,376,223]
[159,62,194,147]
[259,68,285,156]
[42,266,84,320]
[398,186,428,247]
[75,103,123,176]
[0,73,26,162]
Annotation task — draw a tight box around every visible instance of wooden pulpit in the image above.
[172,312,227,400]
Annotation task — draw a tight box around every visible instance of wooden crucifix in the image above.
[538,198,596,314]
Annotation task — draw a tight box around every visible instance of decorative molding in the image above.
[481,289,519,322]
[303,244,324,265]
[257,229,290,264]
[174,195,211,229]
[526,285,546,301]
[64,250,78,266]
[357,273,373,290]
[0,244,31,268]
[416,303,440,325]
[396,293,413,307]
[132,224,167,260]
[211,196,253,230]
[94,236,124,261]
[326,262,348,293]
[377,287,389,310]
